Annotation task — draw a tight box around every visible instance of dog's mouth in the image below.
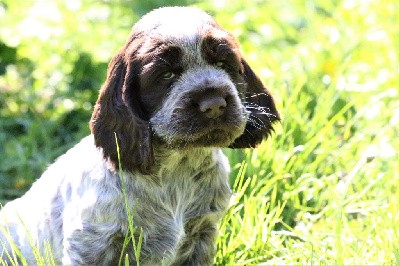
[189,127,240,147]
[152,122,246,148]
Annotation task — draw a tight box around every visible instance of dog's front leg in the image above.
[62,223,122,265]
[172,215,219,266]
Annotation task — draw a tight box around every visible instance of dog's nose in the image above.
[198,96,227,119]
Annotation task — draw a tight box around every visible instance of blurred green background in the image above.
[0,0,398,264]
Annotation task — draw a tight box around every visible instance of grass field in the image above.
[0,0,399,265]
[214,0,399,264]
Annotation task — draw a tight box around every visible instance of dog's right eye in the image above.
[161,71,176,80]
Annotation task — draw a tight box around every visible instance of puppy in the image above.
[0,6,279,265]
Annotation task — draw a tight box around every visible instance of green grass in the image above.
[115,133,143,266]
[0,0,398,265]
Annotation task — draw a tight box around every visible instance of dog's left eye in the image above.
[161,71,176,80]
[215,61,226,68]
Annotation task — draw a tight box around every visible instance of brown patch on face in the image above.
[201,33,244,78]
[139,45,184,113]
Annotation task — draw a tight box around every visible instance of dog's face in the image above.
[137,9,249,148]
[90,7,280,174]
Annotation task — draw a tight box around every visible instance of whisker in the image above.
[244,128,254,137]
[245,105,272,113]
[244,92,269,98]
[243,104,278,119]
[247,117,264,129]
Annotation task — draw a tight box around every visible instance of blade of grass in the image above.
[114,133,142,266]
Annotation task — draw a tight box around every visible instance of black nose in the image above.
[198,96,227,119]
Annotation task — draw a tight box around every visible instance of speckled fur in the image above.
[0,136,231,265]
[0,6,279,265]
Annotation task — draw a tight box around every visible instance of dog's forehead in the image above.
[133,7,227,41]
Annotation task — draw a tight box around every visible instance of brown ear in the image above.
[90,50,154,174]
[229,59,280,148]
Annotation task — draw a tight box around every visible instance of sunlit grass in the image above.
[0,0,398,265]
[115,133,143,266]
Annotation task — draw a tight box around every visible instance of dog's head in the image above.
[90,7,280,174]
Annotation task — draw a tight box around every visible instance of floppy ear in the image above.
[90,50,154,174]
[229,58,280,148]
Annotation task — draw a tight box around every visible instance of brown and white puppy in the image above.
[0,6,279,265]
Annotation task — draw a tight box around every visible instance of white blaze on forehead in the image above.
[133,7,227,40]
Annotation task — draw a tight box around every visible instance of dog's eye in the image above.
[215,61,226,68]
[161,71,176,80]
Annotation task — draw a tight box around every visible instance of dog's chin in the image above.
[190,129,239,147]
[154,127,244,149]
